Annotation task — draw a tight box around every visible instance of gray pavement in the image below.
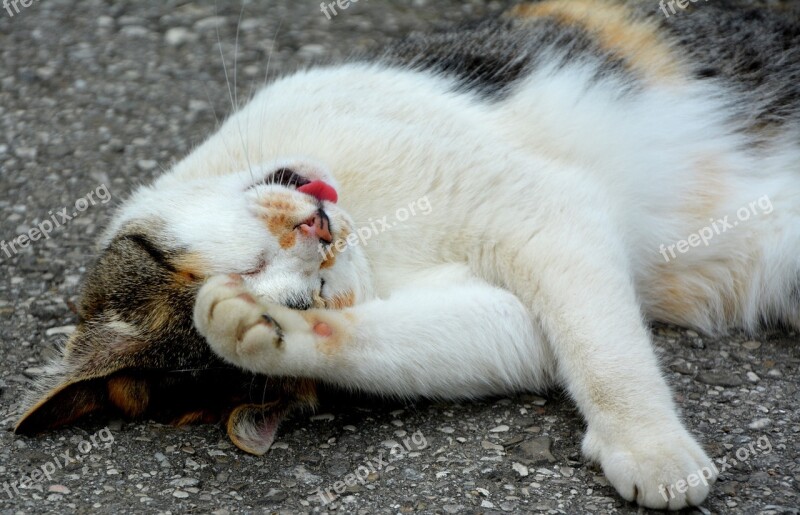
[0,1,798,513]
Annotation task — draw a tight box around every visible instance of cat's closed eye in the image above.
[242,257,268,276]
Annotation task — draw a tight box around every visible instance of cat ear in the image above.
[16,322,315,453]
[13,376,108,435]
[14,324,148,435]
[225,402,288,455]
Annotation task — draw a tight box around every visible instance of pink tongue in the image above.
[297,180,338,203]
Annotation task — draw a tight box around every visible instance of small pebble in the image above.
[48,485,70,494]
[512,463,529,477]
[170,478,200,487]
[481,440,504,451]
[165,27,198,46]
[137,160,158,171]
[748,418,771,430]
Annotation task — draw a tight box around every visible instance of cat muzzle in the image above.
[297,209,333,244]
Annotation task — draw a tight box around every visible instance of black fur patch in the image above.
[633,1,800,136]
[378,15,631,101]
[377,0,800,141]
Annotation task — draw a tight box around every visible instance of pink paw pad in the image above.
[313,322,333,337]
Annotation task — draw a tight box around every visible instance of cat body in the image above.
[16,1,800,510]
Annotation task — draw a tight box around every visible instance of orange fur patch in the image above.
[261,192,303,246]
[107,376,150,417]
[172,252,206,283]
[172,410,220,426]
[508,1,683,82]
[650,258,753,327]
[279,231,297,249]
[325,290,356,309]
[320,252,336,269]
[266,213,292,235]
[294,379,319,406]
[320,224,353,270]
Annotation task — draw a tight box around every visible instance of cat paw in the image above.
[194,274,313,373]
[583,422,716,510]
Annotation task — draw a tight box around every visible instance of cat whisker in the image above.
[215,12,235,123]
[234,3,256,184]
[200,81,237,166]
[260,376,270,415]
[256,18,283,189]
[216,3,255,184]
[165,367,242,374]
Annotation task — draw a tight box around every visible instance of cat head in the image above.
[15,157,370,454]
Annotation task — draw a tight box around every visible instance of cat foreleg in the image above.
[194,272,553,399]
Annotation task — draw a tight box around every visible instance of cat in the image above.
[14,0,800,510]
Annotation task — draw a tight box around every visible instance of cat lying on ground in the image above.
[16,0,800,510]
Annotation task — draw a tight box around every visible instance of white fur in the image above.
[109,60,800,510]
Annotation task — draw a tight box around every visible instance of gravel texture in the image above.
[0,1,798,514]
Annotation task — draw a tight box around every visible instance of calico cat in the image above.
[15,0,800,510]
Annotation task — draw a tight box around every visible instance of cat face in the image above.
[106,158,364,310]
[15,158,368,454]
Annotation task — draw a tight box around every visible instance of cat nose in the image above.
[297,209,333,244]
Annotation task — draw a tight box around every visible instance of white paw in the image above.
[193,274,312,374]
[583,422,716,510]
